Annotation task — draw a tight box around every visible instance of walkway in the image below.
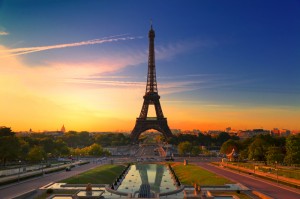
[196,162,300,199]
[0,161,106,199]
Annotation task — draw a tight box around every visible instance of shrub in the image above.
[46,188,54,194]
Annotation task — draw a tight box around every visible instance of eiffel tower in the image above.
[130,24,173,143]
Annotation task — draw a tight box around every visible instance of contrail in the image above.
[0,35,143,57]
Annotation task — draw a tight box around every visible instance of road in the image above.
[0,161,106,199]
[0,161,83,184]
[196,162,300,199]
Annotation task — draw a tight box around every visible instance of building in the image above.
[61,124,66,133]
[237,129,270,139]
[271,128,291,137]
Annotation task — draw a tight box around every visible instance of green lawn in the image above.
[172,163,232,186]
[60,164,126,184]
[224,162,300,180]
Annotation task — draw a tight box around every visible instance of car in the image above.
[165,157,174,161]
[65,166,71,171]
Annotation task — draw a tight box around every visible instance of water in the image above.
[117,164,178,194]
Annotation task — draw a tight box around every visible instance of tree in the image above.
[0,136,20,165]
[167,136,179,145]
[238,137,254,160]
[63,131,79,148]
[0,127,20,165]
[197,133,210,146]
[78,131,92,147]
[28,146,46,162]
[215,132,231,146]
[88,143,104,156]
[191,146,201,156]
[248,136,271,163]
[178,141,192,155]
[54,139,70,156]
[284,134,300,165]
[0,127,15,136]
[220,139,239,155]
[18,138,30,160]
[39,138,56,154]
[71,147,89,157]
[266,146,284,165]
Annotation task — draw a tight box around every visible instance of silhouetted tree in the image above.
[178,141,192,155]
[266,146,284,165]
[27,146,46,162]
[220,139,240,155]
[284,134,300,165]
[0,127,15,136]
[0,127,20,165]
[248,135,271,163]
[88,143,104,156]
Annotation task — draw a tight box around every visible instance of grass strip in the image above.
[172,163,232,186]
[60,164,125,184]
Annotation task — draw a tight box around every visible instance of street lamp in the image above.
[275,161,278,183]
[18,160,21,182]
[253,159,255,176]
[237,158,240,173]
[42,158,44,176]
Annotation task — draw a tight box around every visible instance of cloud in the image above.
[155,39,214,61]
[65,72,258,97]
[0,35,142,57]
[0,31,9,35]
[66,78,145,88]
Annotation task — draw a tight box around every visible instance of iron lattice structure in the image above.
[130,25,173,143]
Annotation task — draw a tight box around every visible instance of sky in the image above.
[0,0,300,132]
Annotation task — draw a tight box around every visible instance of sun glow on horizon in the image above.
[1,32,300,132]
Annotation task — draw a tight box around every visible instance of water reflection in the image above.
[117,164,177,194]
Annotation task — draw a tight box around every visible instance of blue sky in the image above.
[0,0,300,131]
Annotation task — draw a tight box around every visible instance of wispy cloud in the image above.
[0,35,142,57]
[155,39,216,61]
[0,31,9,36]
[66,78,145,87]
[66,72,260,97]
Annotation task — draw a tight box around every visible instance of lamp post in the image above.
[18,160,21,182]
[42,158,44,176]
[275,161,278,183]
[237,158,240,173]
[253,159,255,176]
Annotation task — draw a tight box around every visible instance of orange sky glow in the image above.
[1,44,299,132]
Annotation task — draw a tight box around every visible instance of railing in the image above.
[146,117,157,120]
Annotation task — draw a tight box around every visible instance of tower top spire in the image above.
[150,19,153,30]
[146,19,156,93]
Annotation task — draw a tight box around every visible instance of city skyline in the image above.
[1,0,300,132]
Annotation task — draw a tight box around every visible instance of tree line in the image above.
[220,134,300,166]
[171,132,239,156]
[0,127,130,166]
[172,132,300,166]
